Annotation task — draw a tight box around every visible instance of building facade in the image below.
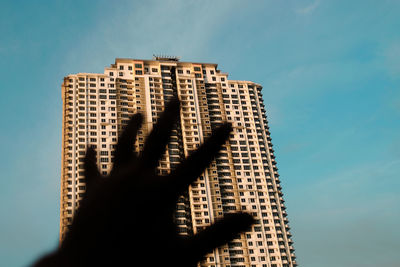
[60,57,297,267]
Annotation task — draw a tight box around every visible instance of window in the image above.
[135,64,142,68]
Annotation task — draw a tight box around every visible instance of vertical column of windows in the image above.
[206,80,251,266]
[223,82,258,266]
[61,77,75,239]
[252,86,296,267]
[160,65,193,237]
[239,83,271,265]
[116,68,145,159]
[157,65,171,174]
[78,76,93,204]
[232,82,272,266]
[191,75,225,267]
[254,86,281,265]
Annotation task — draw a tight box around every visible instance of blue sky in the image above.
[1,0,399,266]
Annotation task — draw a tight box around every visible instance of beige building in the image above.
[60,57,297,267]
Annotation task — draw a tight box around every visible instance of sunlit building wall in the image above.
[61,57,297,267]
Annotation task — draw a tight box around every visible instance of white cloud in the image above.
[295,0,320,15]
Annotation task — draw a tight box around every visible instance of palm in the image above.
[34,98,254,267]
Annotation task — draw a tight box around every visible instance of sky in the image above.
[0,0,399,266]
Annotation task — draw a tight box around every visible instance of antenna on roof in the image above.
[153,54,181,61]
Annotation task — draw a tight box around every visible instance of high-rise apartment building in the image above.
[61,57,296,267]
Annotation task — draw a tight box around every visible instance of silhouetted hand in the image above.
[34,98,255,267]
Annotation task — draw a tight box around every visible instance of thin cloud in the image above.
[61,0,242,73]
[296,0,320,15]
[383,40,400,78]
[290,159,400,267]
